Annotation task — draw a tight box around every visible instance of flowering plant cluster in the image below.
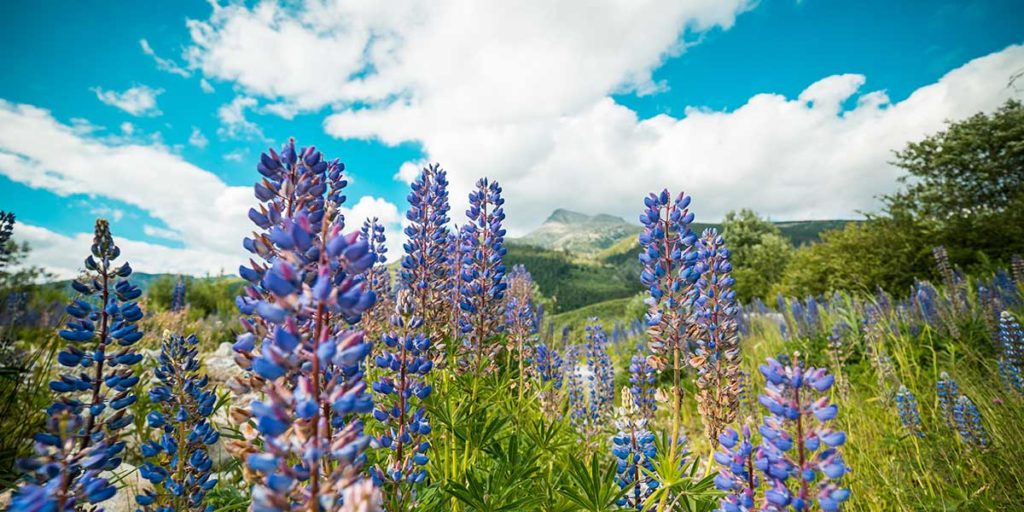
[136,333,220,511]
[230,140,379,510]
[611,388,659,511]
[894,385,924,438]
[400,164,451,342]
[12,219,143,511]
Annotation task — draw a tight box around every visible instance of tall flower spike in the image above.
[231,140,377,511]
[136,334,220,511]
[862,305,896,401]
[534,342,565,416]
[713,424,758,512]
[505,265,538,401]
[401,164,451,341]
[1011,254,1024,291]
[360,217,394,343]
[584,321,615,431]
[894,385,924,438]
[935,372,960,429]
[611,388,659,511]
[370,290,432,510]
[997,311,1023,395]
[756,354,851,512]
[953,394,989,450]
[457,178,507,373]
[932,246,963,335]
[628,354,657,422]
[11,219,143,510]
[171,276,187,313]
[638,189,699,461]
[689,228,741,445]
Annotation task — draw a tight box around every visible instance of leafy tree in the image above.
[720,209,794,303]
[884,99,1024,270]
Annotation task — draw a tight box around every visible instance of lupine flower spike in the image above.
[713,424,758,512]
[171,276,187,313]
[230,140,379,510]
[505,265,538,401]
[757,354,850,512]
[401,164,451,341]
[360,217,394,343]
[12,219,143,510]
[370,290,432,511]
[136,334,220,511]
[457,178,507,374]
[584,321,615,428]
[935,372,960,429]
[628,354,657,422]
[953,394,990,450]
[534,343,565,416]
[638,189,699,463]
[611,387,659,511]
[689,228,741,446]
[894,385,924,438]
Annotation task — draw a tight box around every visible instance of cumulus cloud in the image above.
[217,96,265,140]
[0,99,403,276]
[93,84,164,117]
[188,126,209,148]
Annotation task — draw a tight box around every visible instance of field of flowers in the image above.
[1,138,1023,512]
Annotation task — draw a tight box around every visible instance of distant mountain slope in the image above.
[511,209,854,257]
[511,209,641,255]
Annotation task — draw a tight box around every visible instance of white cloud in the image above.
[181,2,1023,237]
[223,149,246,161]
[217,96,265,140]
[93,85,163,116]
[0,99,253,276]
[14,224,236,279]
[120,122,134,135]
[143,224,182,241]
[140,38,191,78]
[200,78,215,93]
[188,126,209,148]
[339,196,404,261]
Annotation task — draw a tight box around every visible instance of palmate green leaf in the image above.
[444,465,543,511]
[559,455,631,512]
[642,434,721,512]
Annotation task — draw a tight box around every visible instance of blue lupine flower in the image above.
[936,372,960,429]
[457,178,507,373]
[756,355,850,511]
[369,290,432,508]
[713,424,758,512]
[999,311,1023,373]
[894,385,924,438]
[136,334,219,511]
[584,321,615,432]
[688,228,741,444]
[231,140,378,509]
[400,164,451,341]
[535,342,565,415]
[638,189,699,459]
[359,217,395,342]
[171,276,187,313]
[953,394,989,450]
[506,265,538,399]
[628,354,657,422]
[11,219,142,510]
[611,388,659,511]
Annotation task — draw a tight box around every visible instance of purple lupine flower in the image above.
[689,228,742,445]
[231,140,377,510]
[628,354,657,422]
[506,265,538,400]
[911,281,939,327]
[370,290,432,509]
[713,424,758,512]
[953,394,989,450]
[638,189,699,459]
[894,385,924,438]
[1011,254,1024,291]
[171,276,187,313]
[457,178,507,373]
[12,219,142,510]
[360,217,394,343]
[136,334,219,511]
[756,355,850,512]
[936,372,960,429]
[534,343,565,415]
[401,164,451,341]
[611,388,659,511]
[584,321,615,430]
[999,311,1023,373]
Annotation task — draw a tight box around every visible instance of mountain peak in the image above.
[544,208,592,225]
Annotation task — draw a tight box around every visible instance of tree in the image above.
[884,99,1024,270]
[720,209,794,303]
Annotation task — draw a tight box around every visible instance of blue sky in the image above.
[0,0,1021,276]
